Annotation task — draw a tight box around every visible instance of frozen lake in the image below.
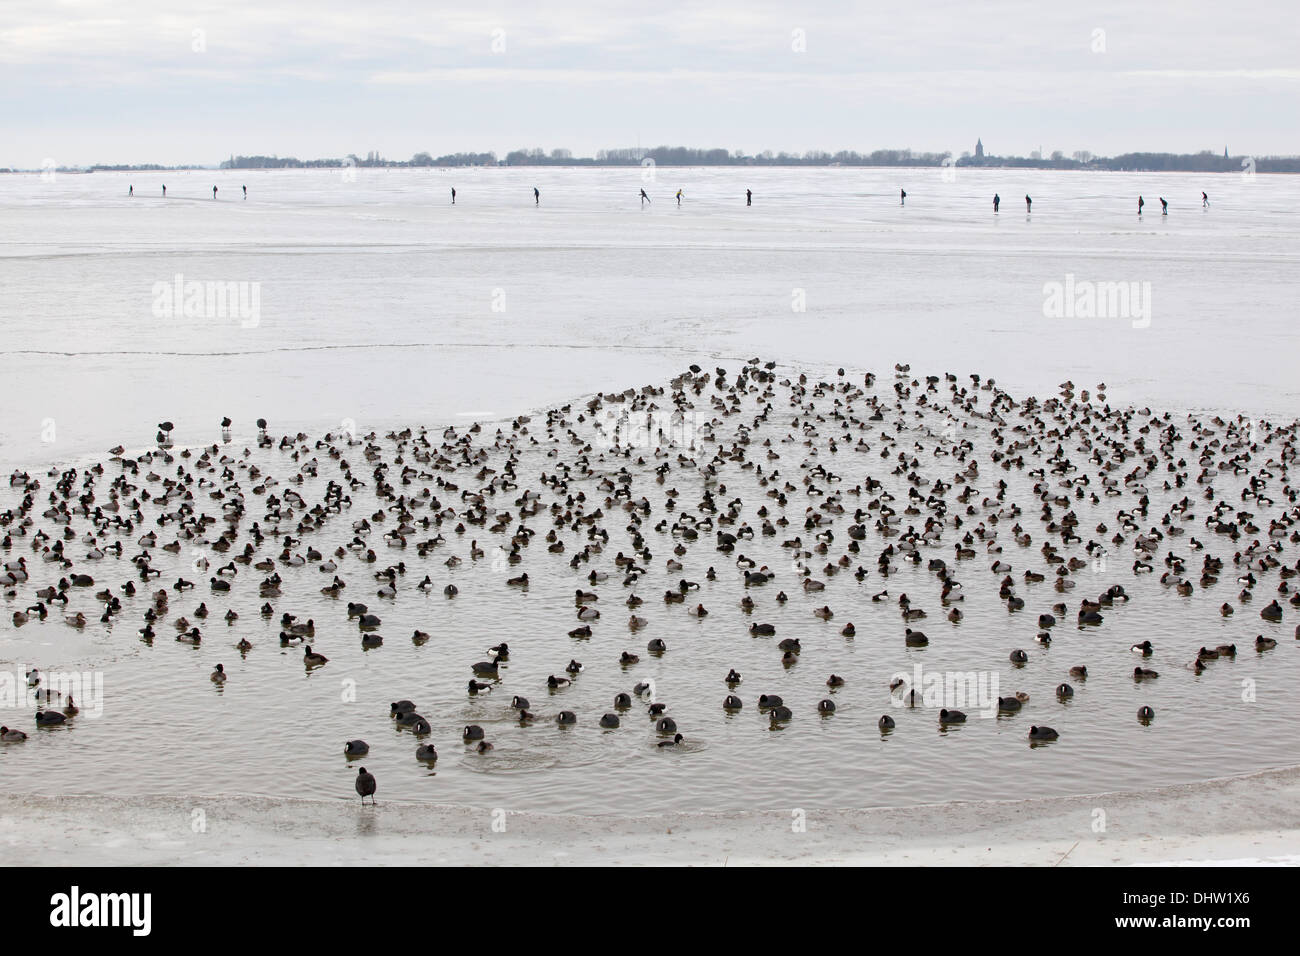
[1,167,1298,816]
[1,165,1297,465]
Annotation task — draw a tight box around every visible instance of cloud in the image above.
[3,0,1297,164]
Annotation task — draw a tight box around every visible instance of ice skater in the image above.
[1202,191,1209,208]
[676,189,682,206]
[451,187,456,204]
[1138,195,1144,215]
[1025,194,1032,213]
[128,185,133,197]
[640,188,651,206]
[534,187,539,205]
[746,189,752,206]
[900,188,906,206]
[1160,197,1167,215]
[993,193,999,212]
[213,185,218,199]
[242,185,247,200]
[161,185,166,197]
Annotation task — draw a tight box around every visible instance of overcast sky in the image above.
[3,0,1297,167]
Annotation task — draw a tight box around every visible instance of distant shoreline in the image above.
[6,150,1300,175]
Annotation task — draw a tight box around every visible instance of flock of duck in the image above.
[2,359,1296,805]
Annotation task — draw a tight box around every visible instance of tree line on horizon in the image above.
[11,147,1294,174]
[214,147,1300,173]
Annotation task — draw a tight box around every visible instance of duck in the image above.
[303,646,329,666]
[210,663,227,683]
[355,767,377,804]
[1028,725,1059,740]
[344,739,369,756]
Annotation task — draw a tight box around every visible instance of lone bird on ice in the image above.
[355,766,377,805]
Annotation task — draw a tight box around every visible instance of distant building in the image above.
[975,138,984,159]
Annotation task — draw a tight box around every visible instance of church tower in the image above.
[975,138,984,159]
